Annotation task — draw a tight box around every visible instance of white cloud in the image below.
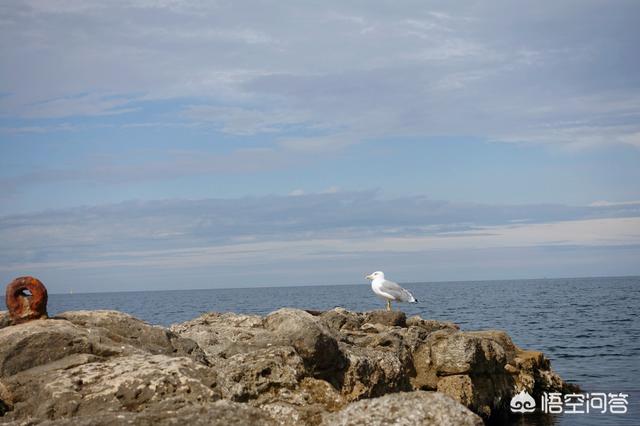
[1,192,638,290]
[2,216,638,274]
[17,93,138,119]
[183,105,310,135]
[589,200,640,207]
[1,192,639,271]
[1,1,638,148]
[321,186,340,194]
[277,135,355,152]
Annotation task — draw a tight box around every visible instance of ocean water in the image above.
[47,276,639,426]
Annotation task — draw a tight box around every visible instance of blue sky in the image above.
[1,1,639,292]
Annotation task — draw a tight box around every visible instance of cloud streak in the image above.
[1,0,639,149]
[1,192,639,291]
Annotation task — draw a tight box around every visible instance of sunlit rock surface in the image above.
[0,307,575,424]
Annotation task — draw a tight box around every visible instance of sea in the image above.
[48,276,639,426]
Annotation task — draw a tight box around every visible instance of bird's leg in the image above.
[386,300,392,311]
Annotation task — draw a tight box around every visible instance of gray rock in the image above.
[0,319,99,377]
[3,354,219,422]
[436,373,512,419]
[406,316,459,333]
[0,379,12,416]
[319,308,363,332]
[429,331,508,375]
[0,312,207,379]
[58,310,207,363]
[38,400,277,425]
[0,311,9,329]
[257,377,346,425]
[211,346,306,402]
[363,310,407,327]
[169,312,276,361]
[0,308,573,424]
[339,344,409,401]
[423,329,573,419]
[322,391,483,426]
[264,309,343,376]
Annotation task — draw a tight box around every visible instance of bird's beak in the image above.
[365,274,373,280]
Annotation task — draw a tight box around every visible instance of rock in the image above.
[363,310,406,327]
[58,310,207,363]
[0,311,9,329]
[436,374,512,419]
[339,344,409,401]
[208,344,347,424]
[429,331,508,375]
[420,329,573,419]
[0,319,98,377]
[169,312,276,361]
[0,379,12,415]
[0,313,206,379]
[406,316,459,332]
[211,346,306,402]
[0,308,574,424]
[409,342,438,391]
[38,400,277,425]
[258,378,346,425]
[264,309,343,376]
[511,350,579,394]
[3,354,219,422]
[322,391,483,426]
[319,308,363,332]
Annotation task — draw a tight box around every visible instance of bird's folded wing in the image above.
[380,280,415,302]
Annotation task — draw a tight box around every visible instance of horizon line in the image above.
[46,274,640,296]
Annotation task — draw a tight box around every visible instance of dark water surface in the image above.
[49,276,639,426]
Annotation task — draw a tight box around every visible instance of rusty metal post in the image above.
[5,276,48,325]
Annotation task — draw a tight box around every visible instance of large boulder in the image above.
[0,312,206,379]
[339,344,409,401]
[429,330,509,375]
[322,391,483,426]
[3,354,219,422]
[37,400,278,425]
[211,346,306,402]
[264,309,343,377]
[362,310,407,327]
[319,308,363,333]
[406,316,459,333]
[336,325,415,400]
[0,379,11,416]
[256,377,346,425]
[413,329,576,419]
[169,312,277,361]
[58,310,207,363]
[0,319,101,377]
[0,311,9,329]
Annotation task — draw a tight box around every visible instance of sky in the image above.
[1,0,639,293]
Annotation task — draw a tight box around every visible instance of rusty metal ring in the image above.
[5,276,48,325]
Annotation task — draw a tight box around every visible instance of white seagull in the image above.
[365,271,418,311]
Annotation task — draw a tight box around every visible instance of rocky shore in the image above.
[0,308,575,425]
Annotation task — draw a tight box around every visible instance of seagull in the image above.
[365,271,418,311]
